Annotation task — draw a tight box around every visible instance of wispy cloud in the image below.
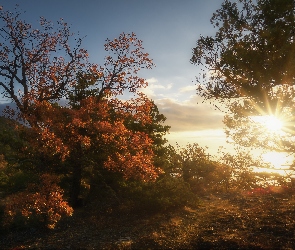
[154,95,229,152]
[179,85,196,93]
[167,129,227,154]
[155,95,224,132]
[146,77,158,84]
[142,77,174,98]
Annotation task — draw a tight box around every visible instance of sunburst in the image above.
[251,115,284,135]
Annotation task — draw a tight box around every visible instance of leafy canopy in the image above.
[191,0,295,152]
[0,5,166,225]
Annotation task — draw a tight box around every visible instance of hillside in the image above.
[1,193,295,249]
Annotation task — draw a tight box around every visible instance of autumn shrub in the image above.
[4,174,73,229]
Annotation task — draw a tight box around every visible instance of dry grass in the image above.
[1,193,295,249]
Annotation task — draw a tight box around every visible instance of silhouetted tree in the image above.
[191,0,295,154]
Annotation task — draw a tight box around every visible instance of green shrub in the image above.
[118,176,197,213]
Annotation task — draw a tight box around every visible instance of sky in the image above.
[0,0,232,156]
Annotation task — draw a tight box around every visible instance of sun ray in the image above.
[250,115,284,135]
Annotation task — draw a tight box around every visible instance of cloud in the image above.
[166,83,173,90]
[166,129,227,154]
[141,77,174,98]
[155,95,224,132]
[153,94,235,154]
[179,85,196,93]
[146,77,158,84]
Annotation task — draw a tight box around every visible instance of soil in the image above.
[1,193,295,249]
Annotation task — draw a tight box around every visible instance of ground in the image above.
[1,193,295,249]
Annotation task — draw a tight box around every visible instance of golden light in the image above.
[251,115,284,134]
[262,151,287,169]
[264,115,283,132]
[252,151,290,176]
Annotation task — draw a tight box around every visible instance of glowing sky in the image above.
[0,0,229,154]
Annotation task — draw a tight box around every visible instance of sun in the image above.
[251,115,283,134]
[263,115,283,132]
